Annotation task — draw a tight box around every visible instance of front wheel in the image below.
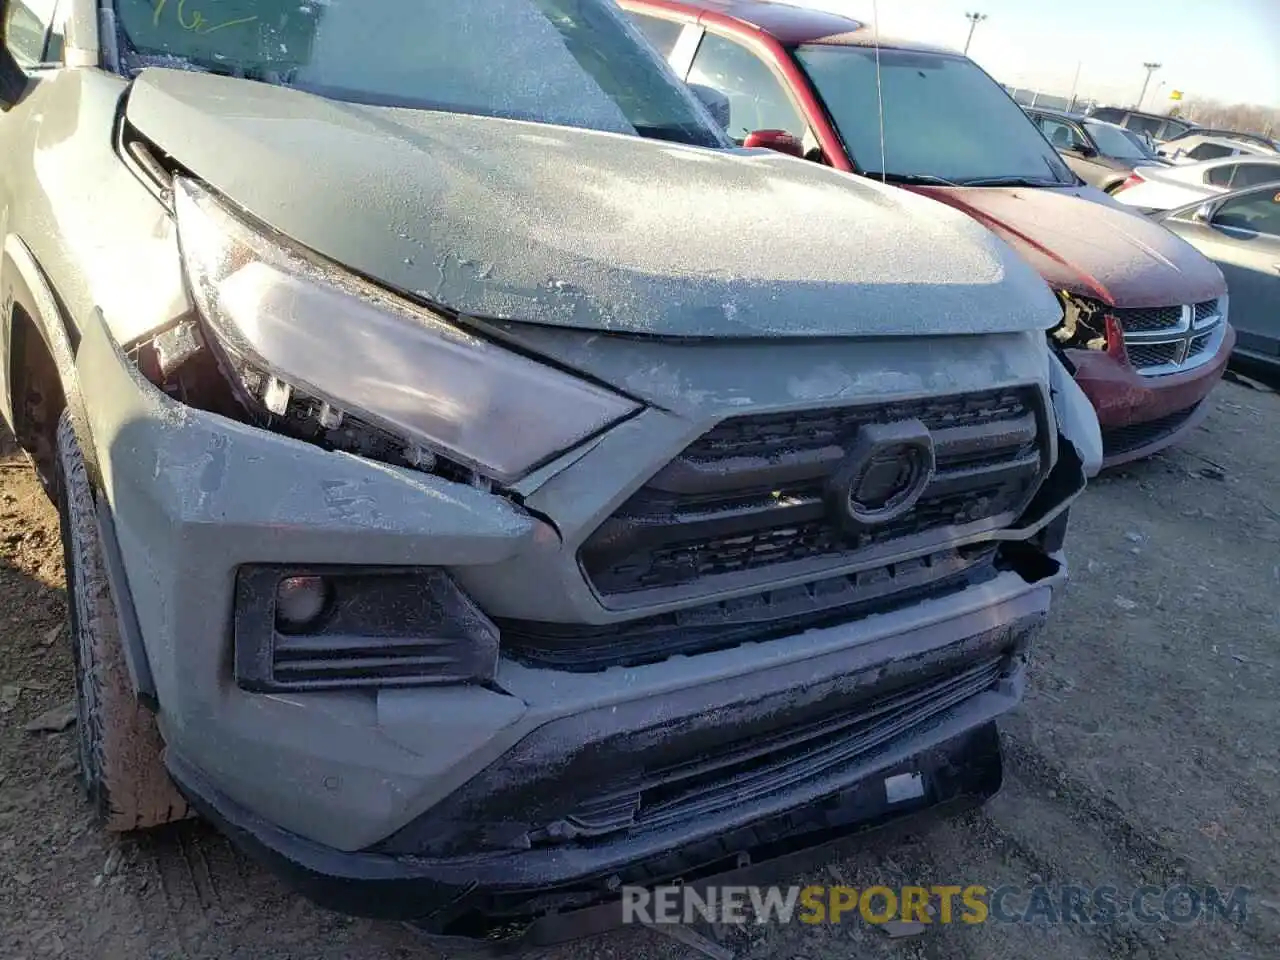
[55,411,190,831]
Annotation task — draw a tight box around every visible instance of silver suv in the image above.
[0,0,1098,941]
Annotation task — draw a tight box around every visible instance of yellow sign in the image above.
[1170,90,1184,100]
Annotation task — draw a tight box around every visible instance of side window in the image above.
[1231,163,1280,189]
[628,12,685,60]
[1165,120,1195,139]
[3,0,59,67]
[1213,192,1280,236]
[1090,108,1125,124]
[1039,118,1085,151]
[1205,163,1237,187]
[687,32,806,142]
[1189,142,1235,161]
[1125,115,1163,137]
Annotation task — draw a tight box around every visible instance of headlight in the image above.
[173,178,639,484]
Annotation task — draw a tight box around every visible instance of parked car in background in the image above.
[1161,127,1280,155]
[1086,106,1198,145]
[1153,184,1280,371]
[1113,155,1280,212]
[619,0,1235,467]
[0,0,1099,939]
[1159,134,1278,165]
[1118,126,1167,162]
[1025,107,1171,193]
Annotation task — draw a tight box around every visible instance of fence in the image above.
[1003,86,1098,115]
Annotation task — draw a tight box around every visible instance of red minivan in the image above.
[620,0,1234,467]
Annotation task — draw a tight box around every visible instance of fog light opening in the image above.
[275,575,331,632]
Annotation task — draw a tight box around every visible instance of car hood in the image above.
[125,69,1060,338]
[917,184,1225,307]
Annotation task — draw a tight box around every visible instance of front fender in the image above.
[1,234,96,476]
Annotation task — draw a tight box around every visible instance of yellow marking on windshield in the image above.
[152,0,259,35]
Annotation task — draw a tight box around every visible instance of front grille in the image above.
[1126,341,1181,368]
[1101,401,1204,458]
[1194,299,1220,324]
[1188,331,1216,358]
[502,547,998,671]
[580,388,1046,598]
[541,657,1006,842]
[1112,305,1184,333]
[1120,299,1223,374]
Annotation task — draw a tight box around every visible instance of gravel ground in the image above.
[1,377,1277,960]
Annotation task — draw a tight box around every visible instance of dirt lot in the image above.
[2,377,1278,960]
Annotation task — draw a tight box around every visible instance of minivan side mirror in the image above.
[743,129,804,159]
[687,83,731,132]
[0,5,32,109]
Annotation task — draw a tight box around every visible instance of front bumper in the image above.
[172,719,1005,939]
[1065,322,1234,467]
[75,304,1079,925]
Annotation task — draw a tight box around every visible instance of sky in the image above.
[794,0,1280,109]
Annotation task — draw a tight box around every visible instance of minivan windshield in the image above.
[111,0,725,147]
[794,45,1075,186]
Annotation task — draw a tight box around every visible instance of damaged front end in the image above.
[1050,289,1127,367]
[86,105,1100,949]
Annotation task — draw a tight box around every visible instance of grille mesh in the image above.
[1102,402,1203,458]
[549,657,1006,839]
[1194,299,1221,324]
[1112,305,1183,333]
[580,388,1045,597]
[1127,341,1181,368]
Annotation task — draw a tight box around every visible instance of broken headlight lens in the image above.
[173,178,639,484]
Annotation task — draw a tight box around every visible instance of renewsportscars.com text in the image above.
[621,883,1250,927]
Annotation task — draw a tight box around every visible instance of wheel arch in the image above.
[3,233,99,491]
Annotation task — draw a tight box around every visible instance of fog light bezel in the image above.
[234,564,499,692]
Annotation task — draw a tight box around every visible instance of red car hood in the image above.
[915,185,1226,308]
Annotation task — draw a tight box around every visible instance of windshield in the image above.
[1118,127,1160,159]
[110,0,724,147]
[1084,121,1147,160]
[794,45,1074,186]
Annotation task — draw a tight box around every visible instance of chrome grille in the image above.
[1112,305,1184,333]
[1121,299,1225,376]
[580,387,1048,601]
[1126,342,1181,368]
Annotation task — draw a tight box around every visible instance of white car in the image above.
[1112,154,1280,212]
[1158,134,1277,165]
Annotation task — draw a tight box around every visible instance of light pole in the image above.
[1067,60,1082,112]
[1137,62,1162,110]
[963,12,987,56]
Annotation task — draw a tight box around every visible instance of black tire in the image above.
[54,411,190,831]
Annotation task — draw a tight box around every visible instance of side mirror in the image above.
[1077,144,1098,158]
[687,83,731,131]
[743,128,804,159]
[0,12,30,109]
[1192,202,1215,224]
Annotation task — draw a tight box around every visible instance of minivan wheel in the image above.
[54,412,190,831]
